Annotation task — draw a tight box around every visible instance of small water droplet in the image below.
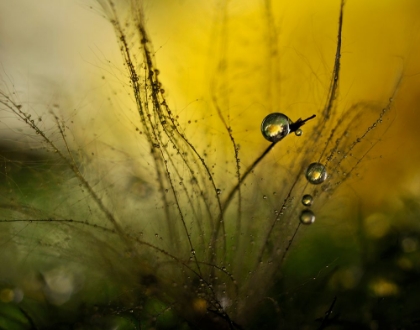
[301,194,313,206]
[263,195,267,199]
[305,163,328,184]
[300,210,315,225]
[261,113,291,142]
[295,128,302,136]
[216,188,222,195]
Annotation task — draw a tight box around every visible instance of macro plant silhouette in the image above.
[1,0,420,329]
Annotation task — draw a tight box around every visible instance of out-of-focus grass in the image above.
[0,0,420,329]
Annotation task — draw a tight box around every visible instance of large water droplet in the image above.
[300,210,315,225]
[305,163,328,184]
[301,194,313,206]
[261,113,291,142]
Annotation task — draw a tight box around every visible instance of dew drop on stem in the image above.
[261,113,291,142]
[305,163,328,184]
[301,194,313,206]
[300,210,316,225]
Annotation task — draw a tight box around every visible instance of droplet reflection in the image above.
[305,163,328,184]
[261,113,291,142]
[300,209,315,225]
[301,194,313,206]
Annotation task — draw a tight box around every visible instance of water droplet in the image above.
[301,194,313,206]
[216,188,222,195]
[305,163,328,184]
[261,113,291,142]
[300,210,315,225]
[295,128,302,136]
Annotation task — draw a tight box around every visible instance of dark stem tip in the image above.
[289,114,316,132]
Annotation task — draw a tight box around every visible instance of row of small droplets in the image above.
[299,162,329,224]
[260,112,328,225]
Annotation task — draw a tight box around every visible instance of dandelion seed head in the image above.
[0,0,420,328]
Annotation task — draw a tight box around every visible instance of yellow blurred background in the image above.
[142,0,420,209]
[2,0,420,210]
